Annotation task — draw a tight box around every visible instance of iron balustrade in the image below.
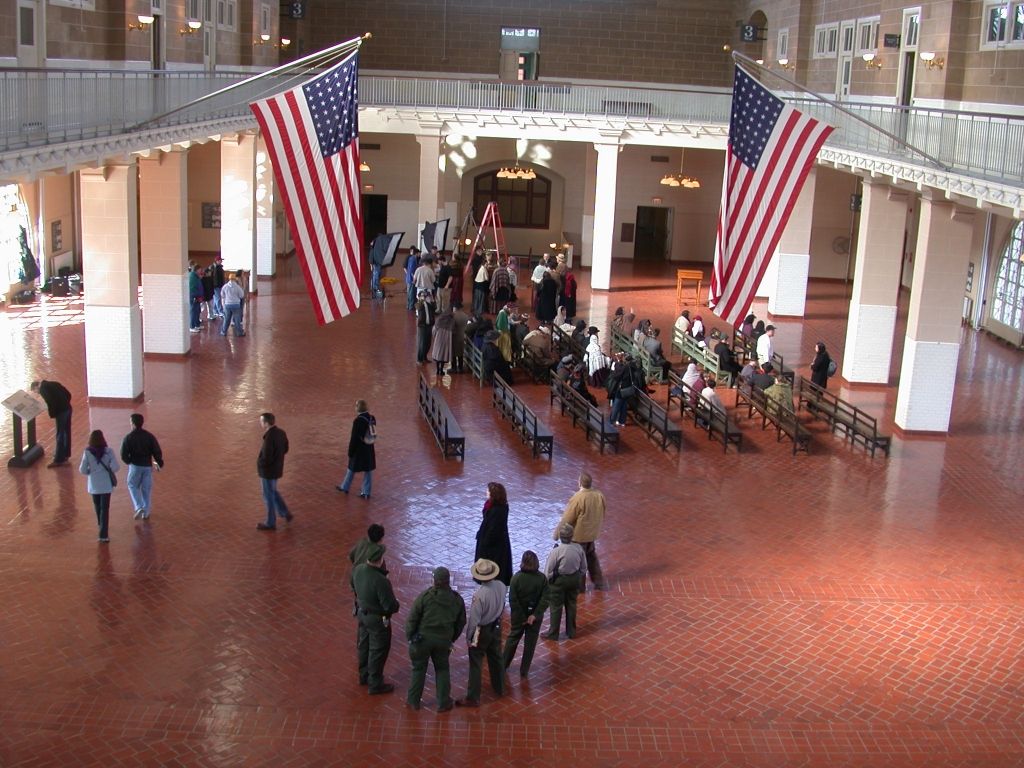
[0,67,1021,186]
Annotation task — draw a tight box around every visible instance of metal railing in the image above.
[1,67,1022,186]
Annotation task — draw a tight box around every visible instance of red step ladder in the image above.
[462,202,508,279]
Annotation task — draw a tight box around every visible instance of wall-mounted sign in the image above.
[501,27,540,52]
[883,33,901,48]
[741,24,764,43]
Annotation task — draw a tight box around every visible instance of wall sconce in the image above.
[275,37,291,49]
[179,19,202,36]
[359,160,371,172]
[862,52,882,70]
[777,57,795,70]
[755,58,765,66]
[128,14,154,31]
[254,33,271,45]
[920,51,944,70]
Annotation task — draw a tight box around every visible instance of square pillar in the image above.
[79,163,143,399]
[590,143,619,291]
[221,133,257,287]
[139,150,189,354]
[416,134,443,230]
[580,147,597,269]
[843,182,909,383]
[894,198,974,432]
[766,168,816,316]
[255,134,276,277]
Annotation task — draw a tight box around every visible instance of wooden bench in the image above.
[666,370,698,419]
[678,332,732,387]
[465,341,484,387]
[610,327,635,358]
[492,373,553,459]
[796,377,891,458]
[551,324,585,362]
[693,396,743,453]
[611,327,664,384]
[675,268,704,304]
[518,344,554,384]
[733,328,756,363]
[736,380,811,455]
[418,373,465,459]
[632,389,682,451]
[550,376,619,454]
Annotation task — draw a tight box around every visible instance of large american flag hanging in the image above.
[709,67,834,327]
[250,51,363,325]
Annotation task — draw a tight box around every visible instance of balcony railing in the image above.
[1,68,1022,187]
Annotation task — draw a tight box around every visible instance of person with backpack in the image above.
[338,399,377,499]
[810,341,834,388]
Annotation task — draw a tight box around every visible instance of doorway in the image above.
[16,0,44,67]
[836,20,855,99]
[633,206,672,263]
[361,194,388,249]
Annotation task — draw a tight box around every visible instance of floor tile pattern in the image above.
[1,260,1022,766]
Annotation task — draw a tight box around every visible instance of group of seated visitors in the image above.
[740,359,794,412]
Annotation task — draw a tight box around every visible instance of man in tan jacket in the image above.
[553,472,607,590]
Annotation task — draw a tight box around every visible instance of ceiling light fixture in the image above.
[496,164,536,180]
[659,149,701,189]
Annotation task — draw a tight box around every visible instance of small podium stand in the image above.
[2,390,46,468]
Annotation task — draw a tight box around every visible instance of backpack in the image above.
[361,415,377,445]
[827,358,837,377]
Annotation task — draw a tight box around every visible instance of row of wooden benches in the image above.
[417,373,465,460]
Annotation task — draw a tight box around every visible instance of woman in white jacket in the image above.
[79,429,119,543]
[584,327,610,388]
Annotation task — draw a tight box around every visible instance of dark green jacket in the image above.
[508,570,548,621]
[405,586,466,642]
[351,563,400,616]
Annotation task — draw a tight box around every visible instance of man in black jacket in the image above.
[257,412,292,530]
[120,413,164,520]
[31,379,72,467]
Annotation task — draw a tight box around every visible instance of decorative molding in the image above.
[818,148,1022,218]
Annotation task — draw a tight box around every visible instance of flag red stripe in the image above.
[277,92,345,323]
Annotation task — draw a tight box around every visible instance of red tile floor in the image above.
[1,259,1022,767]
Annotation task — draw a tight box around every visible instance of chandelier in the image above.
[659,149,700,189]
[496,164,536,180]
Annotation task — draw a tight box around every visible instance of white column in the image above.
[894,197,974,432]
[416,134,443,237]
[255,134,276,277]
[139,151,189,355]
[220,133,257,288]
[580,147,597,269]
[590,143,619,291]
[843,182,908,383]
[79,163,143,399]
[766,168,816,316]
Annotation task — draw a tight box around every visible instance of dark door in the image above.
[361,194,388,249]
[633,206,670,262]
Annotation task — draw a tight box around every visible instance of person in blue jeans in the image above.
[120,413,164,520]
[31,379,73,467]
[337,400,376,498]
[188,263,203,332]
[256,413,292,530]
[220,274,246,337]
[403,247,420,311]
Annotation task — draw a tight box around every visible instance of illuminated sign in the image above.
[500,27,541,52]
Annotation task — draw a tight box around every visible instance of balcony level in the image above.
[0,68,1021,217]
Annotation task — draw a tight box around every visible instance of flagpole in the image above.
[731,51,948,172]
[130,32,372,131]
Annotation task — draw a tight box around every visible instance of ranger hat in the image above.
[470,558,500,582]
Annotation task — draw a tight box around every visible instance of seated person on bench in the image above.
[568,364,599,408]
[697,378,721,427]
[750,362,776,392]
[764,371,795,413]
[740,358,759,384]
[642,327,672,380]
[523,324,559,371]
[713,331,742,381]
[482,331,514,384]
[555,355,577,382]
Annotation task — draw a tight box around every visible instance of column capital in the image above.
[593,141,622,154]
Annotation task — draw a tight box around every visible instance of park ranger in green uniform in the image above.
[351,543,400,694]
[404,567,467,712]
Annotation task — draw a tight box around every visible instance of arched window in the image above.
[473,171,550,229]
[991,220,1024,331]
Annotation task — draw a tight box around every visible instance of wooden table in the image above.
[676,268,704,304]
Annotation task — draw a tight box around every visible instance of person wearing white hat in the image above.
[456,559,507,707]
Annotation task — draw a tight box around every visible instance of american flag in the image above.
[709,67,834,327]
[250,51,363,325]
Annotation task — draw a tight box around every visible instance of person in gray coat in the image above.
[79,429,119,543]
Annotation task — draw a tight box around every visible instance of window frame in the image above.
[473,171,551,230]
[990,220,1024,332]
[981,1,1024,48]
[776,27,789,59]
[856,16,880,55]
[814,22,839,59]
[49,0,96,9]
[216,0,236,31]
